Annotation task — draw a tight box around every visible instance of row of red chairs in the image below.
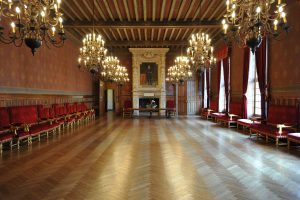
[201,101,300,147]
[0,102,95,153]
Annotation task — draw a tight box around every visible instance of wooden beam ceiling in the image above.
[61,0,225,49]
[64,20,220,29]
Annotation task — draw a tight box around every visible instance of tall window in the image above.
[218,60,226,112]
[246,52,261,117]
[203,68,208,108]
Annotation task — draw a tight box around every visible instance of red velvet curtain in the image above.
[217,61,221,111]
[206,68,210,107]
[242,48,250,118]
[255,39,267,119]
[223,57,229,112]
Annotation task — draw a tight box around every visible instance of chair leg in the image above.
[288,140,290,149]
[0,143,2,154]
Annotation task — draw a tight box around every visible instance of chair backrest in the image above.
[39,107,50,120]
[10,106,38,125]
[268,105,298,125]
[0,107,10,128]
[124,100,132,109]
[229,102,242,116]
[210,100,218,111]
[166,100,175,109]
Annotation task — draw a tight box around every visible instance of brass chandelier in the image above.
[187,32,216,69]
[166,56,192,84]
[112,65,130,85]
[0,0,66,55]
[78,33,107,73]
[78,0,106,73]
[100,56,120,81]
[222,0,289,52]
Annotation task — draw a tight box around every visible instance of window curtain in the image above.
[216,60,221,111]
[223,57,230,112]
[206,68,210,107]
[242,48,250,118]
[255,39,267,119]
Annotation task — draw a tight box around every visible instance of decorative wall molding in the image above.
[0,93,95,108]
[0,86,93,96]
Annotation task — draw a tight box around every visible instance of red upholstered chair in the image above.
[250,105,298,146]
[166,100,176,117]
[210,100,226,122]
[10,106,53,148]
[123,100,133,118]
[218,102,243,128]
[201,100,218,120]
[287,133,300,148]
[37,105,62,135]
[64,103,76,129]
[0,107,14,153]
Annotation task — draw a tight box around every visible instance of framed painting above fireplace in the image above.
[140,62,158,86]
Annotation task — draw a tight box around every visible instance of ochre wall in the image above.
[0,40,94,95]
[212,1,300,106]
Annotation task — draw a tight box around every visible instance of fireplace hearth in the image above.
[139,98,159,109]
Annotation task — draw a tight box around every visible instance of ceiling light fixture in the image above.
[222,0,289,52]
[0,0,66,55]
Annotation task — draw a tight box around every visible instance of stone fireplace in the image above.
[129,48,169,115]
[139,98,159,109]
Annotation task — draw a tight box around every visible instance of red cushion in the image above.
[268,105,297,125]
[124,100,132,109]
[0,132,13,142]
[237,119,261,127]
[0,107,10,128]
[218,116,238,122]
[210,100,217,111]
[251,124,290,136]
[81,103,87,111]
[166,100,175,109]
[39,108,50,120]
[10,106,38,125]
[229,102,242,116]
[287,133,300,141]
[211,112,226,118]
[49,108,55,118]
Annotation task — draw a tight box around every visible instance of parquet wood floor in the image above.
[1,115,300,200]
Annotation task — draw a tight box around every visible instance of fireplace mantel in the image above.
[129,48,169,115]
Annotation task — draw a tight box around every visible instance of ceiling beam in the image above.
[160,0,167,21]
[106,40,188,47]
[113,0,123,21]
[176,0,187,21]
[123,0,131,21]
[143,0,147,22]
[184,0,197,21]
[152,0,156,21]
[64,19,220,29]
[73,0,90,21]
[95,1,107,21]
[103,0,115,21]
[168,0,176,21]
[133,0,139,21]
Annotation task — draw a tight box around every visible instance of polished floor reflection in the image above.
[0,115,300,200]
